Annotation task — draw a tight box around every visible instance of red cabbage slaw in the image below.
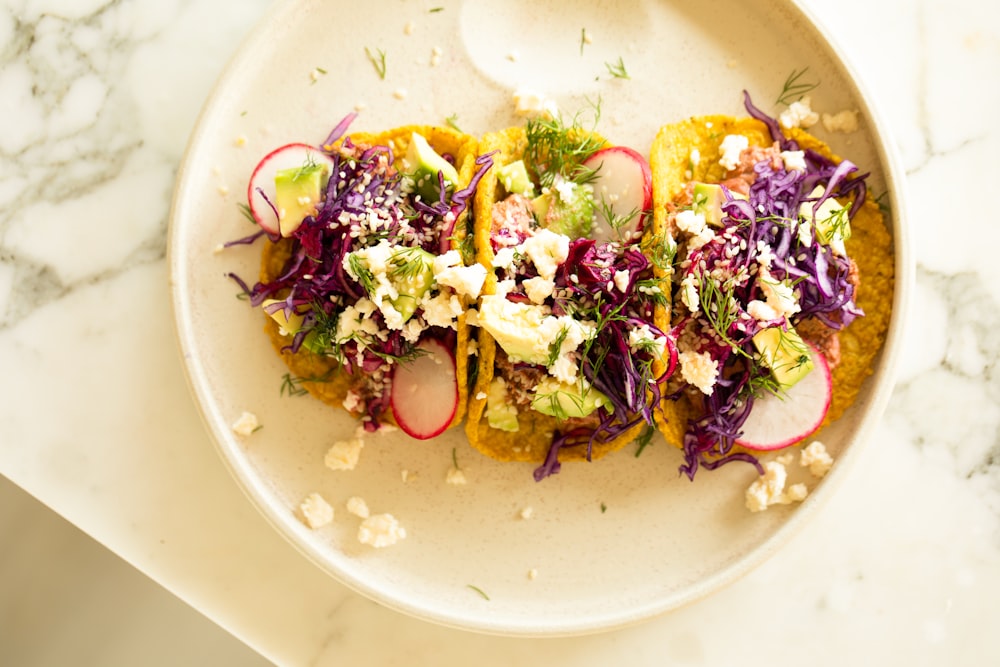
[229,116,493,428]
[673,92,867,479]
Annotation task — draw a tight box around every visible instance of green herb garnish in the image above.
[776,67,819,106]
[365,46,387,80]
[633,423,656,458]
[467,585,490,600]
[604,57,630,79]
[523,98,604,189]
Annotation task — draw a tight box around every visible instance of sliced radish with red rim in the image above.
[246,143,335,235]
[735,343,832,451]
[581,146,653,243]
[390,337,459,440]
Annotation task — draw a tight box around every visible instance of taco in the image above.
[237,121,492,439]
[465,112,678,479]
[650,92,894,478]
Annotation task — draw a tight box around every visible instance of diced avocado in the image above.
[261,298,306,335]
[692,183,726,227]
[530,377,608,419]
[752,324,814,389]
[405,132,459,202]
[801,186,851,251]
[274,163,329,237]
[387,247,436,322]
[498,160,535,197]
[532,183,595,239]
[486,377,520,432]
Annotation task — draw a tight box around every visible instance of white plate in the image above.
[169,0,908,636]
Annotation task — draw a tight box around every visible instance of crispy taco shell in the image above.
[465,126,668,464]
[260,125,480,431]
[650,116,894,448]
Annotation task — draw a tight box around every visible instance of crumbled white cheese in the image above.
[513,89,558,119]
[346,496,370,519]
[342,390,361,412]
[680,274,700,313]
[358,513,407,548]
[299,493,334,529]
[613,269,630,292]
[325,438,364,471]
[433,252,488,299]
[628,324,667,358]
[780,150,807,172]
[675,209,708,235]
[401,469,412,483]
[231,411,260,437]
[779,96,819,129]
[718,134,749,171]
[679,350,718,395]
[800,440,834,478]
[745,461,808,512]
[821,110,859,133]
[519,228,570,280]
[747,299,780,322]
[393,88,408,100]
[492,246,518,270]
[776,451,796,466]
[758,266,801,318]
[523,276,555,304]
[520,506,534,520]
[446,467,467,485]
[420,292,464,329]
[528,568,539,580]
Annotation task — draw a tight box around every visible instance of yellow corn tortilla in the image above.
[259,125,480,432]
[464,126,670,464]
[649,115,894,449]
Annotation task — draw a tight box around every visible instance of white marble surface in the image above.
[2,0,998,664]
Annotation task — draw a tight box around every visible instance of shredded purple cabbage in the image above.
[230,117,493,425]
[674,92,869,479]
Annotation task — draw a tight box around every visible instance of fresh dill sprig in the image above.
[280,369,335,397]
[580,28,588,55]
[429,6,444,12]
[365,46,387,80]
[451,447,460,470]
[698,273,746,353]
[874,190,891,217]
[604,57,630,79]
[634,423,656,458]
[347,254,377,296]
[819,204,852,241]
[776,67,819,106]
[237,202,257,225]
[445,113,462,132]
[387,247,429,282]
[595,197,640,241]
[641,227,677,273]
[545,326,572,369]
[523,98,604,189]
[467,585,490,600]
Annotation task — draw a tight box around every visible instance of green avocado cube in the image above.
[274,163,329,237]
[751,324,814,389]
[405,132,459,202]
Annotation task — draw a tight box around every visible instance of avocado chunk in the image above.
[405,132,459,202]
[386,246,436,322]
[498,160,535,197]
[801,185,850,253]
[531,377,608,419]
[274,162,329,237]
[692,183,726,227]
[751,324,814,389]
[531,182,595,239]
[486,377,520,432]
[261,298,306,335]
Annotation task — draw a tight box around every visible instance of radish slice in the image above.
[736,344,832,451]
[390,338,459,440]
[581,146,652,243]
[246,143,335,235]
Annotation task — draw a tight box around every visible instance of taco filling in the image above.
[230,118,493,438]
[653,92,893,478]
[467,110,678,480]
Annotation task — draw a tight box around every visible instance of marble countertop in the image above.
[3,0,998,664]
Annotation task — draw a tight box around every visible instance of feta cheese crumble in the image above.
[231,411,260,437]
[678,350,718,396]
[358,513,407,548]
[719,134,749,171]
[513,89,558,119]
[800,440,834,478]
[780,150,807,172]
[821,109,859,133]
[519,228,570,280]
[745,461,808,512]
[299,493,334,529]
[346,496,370,519]
[778,96,820,129]
[325,438,364,471]
[446,467,467,485]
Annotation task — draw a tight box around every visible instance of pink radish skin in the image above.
[581,146,653,242]
[246,143,335,235]
[390,338,459,440]
[735,343,832,451]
